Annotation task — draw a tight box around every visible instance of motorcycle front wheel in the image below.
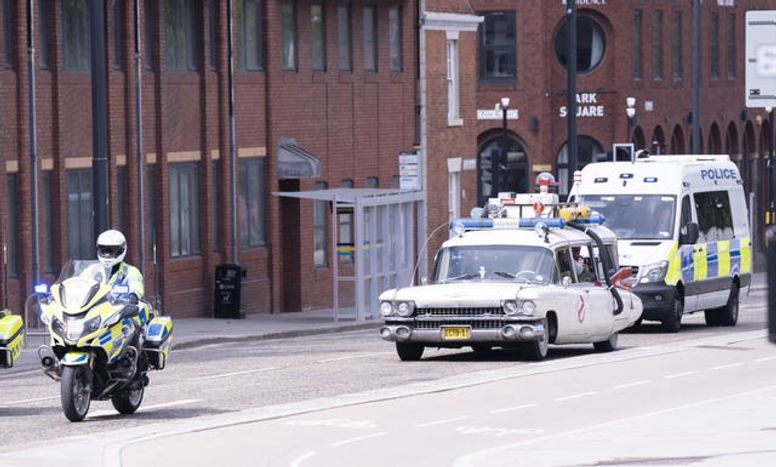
[61,365,93,422]
[111,381,144,415]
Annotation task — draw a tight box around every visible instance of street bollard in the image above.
[768,227,776,344]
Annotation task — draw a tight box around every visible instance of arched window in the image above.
[651,126,666,154]
[555,135,605,196]
[632,126,646,150]
[708,123,722,154]
[670,125,685,154]
[477,134,529,206]
[554,16,607,73]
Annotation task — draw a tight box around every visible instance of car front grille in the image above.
[415,307,504,317]
[414,319,505,330]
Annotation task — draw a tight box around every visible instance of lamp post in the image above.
[626,97,636,144]
[768,106,775,226]
[496,97,510,198]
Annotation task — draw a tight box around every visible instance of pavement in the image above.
[7,272,767,374]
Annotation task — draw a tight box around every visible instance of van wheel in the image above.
[704,309,721,326]
[661,294,683,333]
[717,284,739,327]
[395,343,424,361]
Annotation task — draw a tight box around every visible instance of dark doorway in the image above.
[280,179,302,312]
[477,134,529,206]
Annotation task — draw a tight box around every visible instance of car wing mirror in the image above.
[610,267,636,290]
[679,222,699,245]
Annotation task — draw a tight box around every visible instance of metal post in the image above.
[90,0,109,240]
[134,0,145,273]
[27,0,40,284]
[691,0,701,154]
[566,1,578,195]
[226,0,238,264]
[770,109,775,226]
[497,104,508,197]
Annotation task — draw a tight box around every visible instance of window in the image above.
[710,12,719,80]
[144,0,156,70]
[633,10,643,80]
[239,159,265,247]
[42,171,54,273]
[39,0,52,69]
[680,195,691,232]
[63,0,90,71]
[671,11,682,80]
[281,0,296,70]
[313,181,328,267]
[116,166,127,232]
[447,39,459,122]
[211,160,220,250]
[208,0,218,68]
[388,5,401,71]
[555,136,605,197]
[694,191,734,242]
[2,0,15,69]
[67,170,94,259]
[166,0,199,71]
[554,15,606,73]
[479,11,515,81]
[113,0,125,69]
[363,5,376,72]
[652,10,663,80]
[337,2,351,71]
[311,0,325,71]
[169,163,200,257]
[726,14,736,79]
[556,248,576,283]
[6,174,18,277]
[365,177,378,188]
[237,0,262,71]
[338,179,353,264]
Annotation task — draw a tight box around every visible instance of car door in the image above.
[574,243,613,340]
[679,194,699,311]
[552,247,587,343]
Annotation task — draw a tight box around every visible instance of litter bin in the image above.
[214,263,246,319]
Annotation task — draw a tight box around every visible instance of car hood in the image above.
[618,240,677,268]
[380,282,542,308]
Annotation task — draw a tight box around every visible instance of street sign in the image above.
[745,11,776,108]
[399,151,421,190]
[476,109,518,120]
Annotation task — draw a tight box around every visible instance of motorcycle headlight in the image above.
[502,300,519,316]
[51,316,65,338]
[639,261,669,283]
[380,301,395,317]
[65,319,84,342]
[396,301,415,317]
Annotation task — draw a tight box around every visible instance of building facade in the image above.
[422,0,775,270]
[0,0,417,316]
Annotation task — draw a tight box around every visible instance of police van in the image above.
[571,155,751,332]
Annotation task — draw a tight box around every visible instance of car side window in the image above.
[556,248,577,283]
[571,245,595,283]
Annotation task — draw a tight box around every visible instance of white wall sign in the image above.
[559,93,605,118]
[462,159,477,171]
[717,0,735,6]
[561,0,607,5]
[477,109,519,120]
[745,11,776,108]
[399,152,421,190]
[644,100,654,112]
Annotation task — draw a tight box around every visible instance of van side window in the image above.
[693,191,734,242]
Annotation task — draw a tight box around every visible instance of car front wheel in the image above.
[395,342,424,361]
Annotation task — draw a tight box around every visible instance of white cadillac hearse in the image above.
[379,205,643,361]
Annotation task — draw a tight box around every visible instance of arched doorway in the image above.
[477,132,530,205]
[651,126,666,154]
[708,123,722,154]
[555,135,606,196]
[632,126,646,150]
[670,125,685,154]
[725,122,739,156]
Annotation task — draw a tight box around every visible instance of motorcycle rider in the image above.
[95,229,151,326]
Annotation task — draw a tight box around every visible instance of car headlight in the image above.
[380,301,395,317]
[517,300,536,316]
[396,301,415,317]
[639,260,669,283]
[502,300,519,316]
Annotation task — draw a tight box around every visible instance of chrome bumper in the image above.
[380,318,545,344]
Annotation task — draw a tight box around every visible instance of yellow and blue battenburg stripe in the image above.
[0,313,25,368]
[666,236,751,286]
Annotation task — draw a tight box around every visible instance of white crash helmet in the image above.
[96,230,127,268]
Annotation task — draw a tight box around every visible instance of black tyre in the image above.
[718,284,739,327]
[661,293,683,333]
[522,319,549,361]
[704,308,721,326]
[61,365,93,422]
[111,382,144,415]
[593,332,618,352]
[396,342,424,361]
[471,344,492,353]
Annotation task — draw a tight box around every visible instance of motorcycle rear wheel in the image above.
[61,365,93,422]
[111,382,144,415]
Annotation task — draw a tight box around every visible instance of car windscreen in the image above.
[579,194,676,240]
[432,245,556,284]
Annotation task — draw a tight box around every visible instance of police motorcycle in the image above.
[29,260,172,422]
[0,308,24,368]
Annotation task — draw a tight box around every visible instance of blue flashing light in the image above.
[644,177,658,183]
[33,283,49,295]
[619,173,634,179]
[573,213,606,225]
[519,218,566,229]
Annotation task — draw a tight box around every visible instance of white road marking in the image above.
[417,415,470,427]
[187,367,280,381]
[317,352,392,363]
[0,368,43,380]
[665,370,699,379]
[175,343,226,352]
[329,432,388,447]
[712,363,743,370]
[286,418,377,429]
[456,426,544,437]
[555,391,597,402]
[0,395,58,407]
[88,399,202,418]
[489,403,537,414]
[755,356,776,363]
[613,380,651,390]
[289,451,316,467]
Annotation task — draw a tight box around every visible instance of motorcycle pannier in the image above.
[143,316,173,370]
[0,313,24,368]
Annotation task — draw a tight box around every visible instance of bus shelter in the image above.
[273,188,424,320]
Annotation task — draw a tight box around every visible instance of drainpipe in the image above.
[417,0,428,281]
[135,0,145,273]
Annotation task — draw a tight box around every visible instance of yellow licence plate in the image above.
[442,327,471,340]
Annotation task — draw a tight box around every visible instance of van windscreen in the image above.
[579,195,676,240]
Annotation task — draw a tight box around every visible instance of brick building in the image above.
[421,0,775,269]
[0,0,417,316]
